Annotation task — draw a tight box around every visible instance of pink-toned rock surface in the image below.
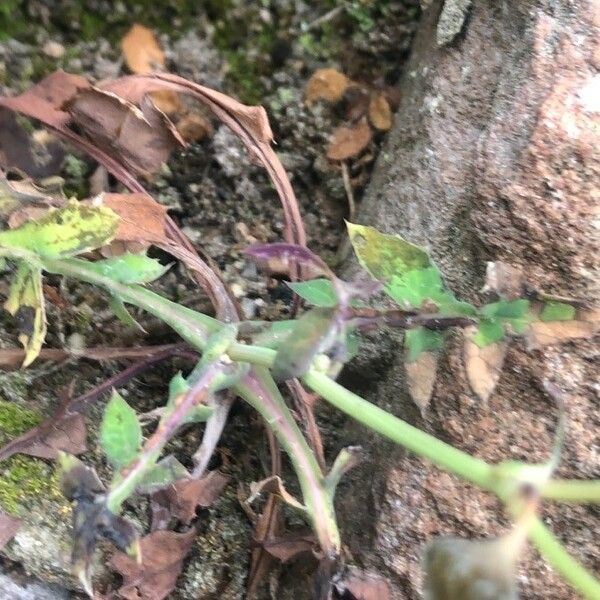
[337,1,599,598]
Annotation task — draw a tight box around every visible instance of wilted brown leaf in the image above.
[0,512,21,549]
[334,570,391,600]
[248,475,304,511]
[305,68,351,105]
[368,94,393,131]
[525,310,600,349]
[66,88,184,179]
[153,470,229,525]
[110,529,196,600]
[405,351,438,414]
[340,85,371,121]
[464,329,508,402]
[326,119,372,161]
[96,192,169,245]
[0,385,87,461]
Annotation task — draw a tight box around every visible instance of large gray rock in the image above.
[336,1,599,598]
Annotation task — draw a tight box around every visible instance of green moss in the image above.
[0,400,62,514]
[0,399,41,443]
[0,456,61,514]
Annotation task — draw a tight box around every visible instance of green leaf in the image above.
[472,319,505,347]
[387,266,445,307]
[4,261,47,366]
[347,222,431,282]
[169,372,190,402]
[540,301,576,322]
[136,456,189,494]
[481,299,529,320]
[165,372,214,424]
[100,391,142,471]
[287,279,338,307]
[0,201,119,258]
[405,327,445,362]
[80,254,171,284]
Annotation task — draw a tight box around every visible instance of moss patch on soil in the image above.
[0,399,62,515]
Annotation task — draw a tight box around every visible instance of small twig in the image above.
[303,6,344,31]
[341,162,356,222]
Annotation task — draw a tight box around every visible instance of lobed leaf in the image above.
[0,201,119,258]
[100,391,142,471]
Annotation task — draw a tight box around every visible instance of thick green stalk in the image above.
[42,256,600,598]
[542,480,600,503]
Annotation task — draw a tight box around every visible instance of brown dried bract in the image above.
[305,68,351,105]
[463,329,508,402]
[326,119,372,161]
[405,351,438,414]
[368,94,393,131]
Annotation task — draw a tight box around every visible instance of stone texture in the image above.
[337,1,599,598]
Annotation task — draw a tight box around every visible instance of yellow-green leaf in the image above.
[0,201,119,258]
[4,261,47,366]
[347,222,430,283]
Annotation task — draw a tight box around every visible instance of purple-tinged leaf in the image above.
[244,243,333,279]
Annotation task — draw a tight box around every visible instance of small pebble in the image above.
[42,40,65,59]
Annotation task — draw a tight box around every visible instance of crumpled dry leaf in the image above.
[110,529,196,600]
[0,384,87,461]
[368,94,393,131]
[326,119,372,161]
[152,470,229,525]
[305,68,351,105]
[405,351,438,414]
[464,327,508,402]
[0,512,21,550]
[334,570,391,600]
[261,533,315,563]
[525,310,600,349]
[66,88,184,179]
[248,475,305,511]
[0,172,64,221]
[95,192,169,246]
[120,24,180,115]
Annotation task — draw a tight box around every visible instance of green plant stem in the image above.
[528,518,600,599]
[302,369,493,489]
[42,256,600,598]
[542,479,600,503]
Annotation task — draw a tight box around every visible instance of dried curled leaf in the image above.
[482,261,524,300]
[66,88,184,179]
[368,94,393,131]
[405,351,438,414]
[4,262,46,366]
[326,119,372,161]
[464,326,507,402]
[110,529,196,600]
[305,68,351,105]
[525,312,600,349]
